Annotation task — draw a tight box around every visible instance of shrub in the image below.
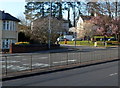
[15,42,30,45]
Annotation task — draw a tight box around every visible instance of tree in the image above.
[90,15,120,42]
[111,17,120,41]
[63,2,72,27]
[90,16,111,35]
[30,16,66,44]
[77,21,96,40]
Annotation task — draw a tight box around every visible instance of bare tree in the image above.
[31,16,66,44]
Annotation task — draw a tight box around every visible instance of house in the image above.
[18,24,30,32]
[76,15,93,38]
[69,13,100,39]
[33,16,69,35]
[0,11,20,51]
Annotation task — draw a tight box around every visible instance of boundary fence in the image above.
[1,47,118,77]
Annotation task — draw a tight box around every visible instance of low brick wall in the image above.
[10,44,60,53]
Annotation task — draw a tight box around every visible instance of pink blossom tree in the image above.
[90,16,120,42]
[111,18,120,41]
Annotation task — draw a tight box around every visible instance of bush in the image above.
[15,42,30,45]
[106,41,119,45]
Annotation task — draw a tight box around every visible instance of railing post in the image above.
[31,55,32,71]
[66,53,69,65]
[106,48,107,60]
[80,51,82,63]
[109,48,111,59]
[49,53,51,68]
[5,56,7,76]
[93,48,94,62]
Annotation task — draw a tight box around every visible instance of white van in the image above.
[63,35,74,41]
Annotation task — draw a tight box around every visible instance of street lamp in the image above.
[48,0,52,49]
[74,28,77,48]
[73,3,77,48]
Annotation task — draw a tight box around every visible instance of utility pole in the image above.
[73,2,76,48]
[48,0,52,49]
[31,2,34,31]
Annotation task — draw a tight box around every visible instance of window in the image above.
[2,21,16,31]
[3,21,6,30]
[6,39,9,48]
[2,39,13,49]
[6,21,9,30]
[13,22,16,30]
[10,21,12,30]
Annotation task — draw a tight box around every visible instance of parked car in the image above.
[72,38,83,41]
[57,37,64,41]
[63,35,74,41]
[108,38,117,41]
[57,37,69,41]
[99,38,109,41]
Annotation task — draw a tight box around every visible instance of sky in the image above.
[0,0,69,19]
[0,0,26,18]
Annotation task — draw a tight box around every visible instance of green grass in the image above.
[59,41,119,47]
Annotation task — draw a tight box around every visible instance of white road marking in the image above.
[109,73,118,76]
[0,60,5,63]
[23,64,29,66]
[0,60,20,63]
[8,60,20,63]
[14,56,22,57]
[2,65,30,71]
[32,63,49,67]
[40,57,48,59]
[53,60,76,64]
[33,57,48,59]
[23,59,27,60]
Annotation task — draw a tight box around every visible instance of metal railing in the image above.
[0,47,118,77]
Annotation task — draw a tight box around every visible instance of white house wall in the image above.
[0,20,18,50]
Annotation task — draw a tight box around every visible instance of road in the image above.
[1,46,118,74]
[2,61,118,86]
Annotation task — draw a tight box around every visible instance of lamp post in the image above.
[73,2,76,48]
[31,6,33,30]
[48,0,52,49]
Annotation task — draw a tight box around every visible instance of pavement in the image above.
[2,61,118,86]
[1,44,118,56]
[1,46,73,56]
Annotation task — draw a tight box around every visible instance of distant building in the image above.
[33,16,69,35]
[18,24,30,32]
[76,15,92,38]
[0,11,20,51]
[69,13,100,39]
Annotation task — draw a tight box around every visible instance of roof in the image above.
[81,15,92,21]
[0,11,20,22]
[34,16,69,23]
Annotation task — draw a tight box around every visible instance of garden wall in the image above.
[10,44,60,53]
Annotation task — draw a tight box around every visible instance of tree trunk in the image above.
[73,2,76,27]
[58,2,62,19]
[115,1,118,17]
[42,3,44,17]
